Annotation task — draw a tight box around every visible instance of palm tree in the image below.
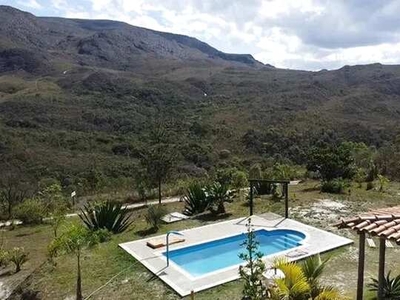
[271,256,342,300]
[273,257,310,299]
[301,255,338,299]
[49,225,98,300]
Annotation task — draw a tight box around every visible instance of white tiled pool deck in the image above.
[119,214,352,297]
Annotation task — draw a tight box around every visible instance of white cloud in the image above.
[17,0,42,9]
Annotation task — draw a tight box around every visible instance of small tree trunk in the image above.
[217,202,226,214]
[8,201,12,220]
[76,253,82,300]
[158,178,162,205]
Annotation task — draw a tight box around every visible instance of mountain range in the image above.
[1,5,400,187]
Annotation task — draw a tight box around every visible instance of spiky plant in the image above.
[183,183,209,216]
[9,247,29,273]
[273,258,311,299]
[206,182,233,214]
[79,201,133,234]
[301,255,333,299]
[0,249,9,268]
[272,256,342,300]
[368,271,400,299]
[145,204,167,230]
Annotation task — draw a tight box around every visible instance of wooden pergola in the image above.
[335,206,400,300]
[248,179,290,218]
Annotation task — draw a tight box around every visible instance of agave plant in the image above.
[9,247,29,273]
[206,182,234,214]
[145,204,167,230]
[183,182,209,216]
[368,271,400,299]
[79,201,133,234]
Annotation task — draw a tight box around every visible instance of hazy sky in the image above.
[3,0,400,70]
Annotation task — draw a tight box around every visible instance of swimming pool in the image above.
[163,229,305,277]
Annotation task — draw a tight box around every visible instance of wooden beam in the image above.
[249,179,290,184]
[284,183,289,218]
[357,232,366,300]
[249,182,253,216]
[378,238,386,299]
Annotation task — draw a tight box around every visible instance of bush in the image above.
[321,178,349,194]
[79,201,133,234]
[366,181,375,191]
[206,182,234,215]
[219,149,231,159]
[0,249,9,268]
[183,183,209,216]
[93,228,112,243]
[231,170,248,189]
[9,247,29,272]
[13,199,47,224]
[145,205,167,230]
[368,271,400,298]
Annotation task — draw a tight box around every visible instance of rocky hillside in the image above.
[1,5,400,190]
[0,5,264,74]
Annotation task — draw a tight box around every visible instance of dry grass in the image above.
[2,180,400,299]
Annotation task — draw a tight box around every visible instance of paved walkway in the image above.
[65,196,182,218]
[0,196,182,227]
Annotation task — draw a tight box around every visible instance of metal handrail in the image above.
[166,230,184,267]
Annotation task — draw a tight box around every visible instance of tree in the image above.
[238,218,267,300]
[50,207,66,238]
[0,174,31,219]
[377,174,390,192]
[50,225,98,300]
[139,127,175,204]
[307,143,356,181]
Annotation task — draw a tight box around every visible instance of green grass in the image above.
[3,180,400,299]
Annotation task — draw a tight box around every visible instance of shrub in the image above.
[206,182,234,214]
[219,149,231,159]
[13,198,47,224]
[145,205,167,230]
[377,174,390,192]
[368,271,400,298]
[9,247,29,272]
[366,181,375,191]
[183,183,209,216]
[79,201,133,234]
[93,228,112,243]
[321,178,349,194]
[0,249,9,268]
[239,218,267,300]
[231,170,248,189]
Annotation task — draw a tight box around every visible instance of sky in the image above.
[3,0,400,70]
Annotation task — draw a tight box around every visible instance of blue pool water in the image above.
[163,229,305,277]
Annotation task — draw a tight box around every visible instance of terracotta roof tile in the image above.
[334,206,400,245]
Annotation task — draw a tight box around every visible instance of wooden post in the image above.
[284,183,289,218]
[378,237,386,300]
[249,182,253,216]
[357,232,366,300]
